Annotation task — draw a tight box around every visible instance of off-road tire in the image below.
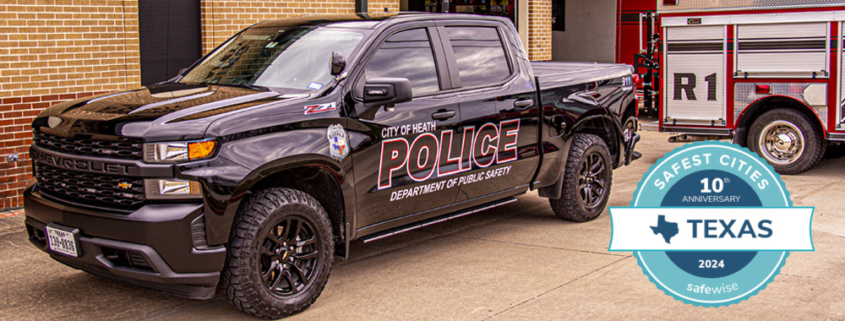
[221,188,334,319]
[550,133,613,222]
[748,108,825,175]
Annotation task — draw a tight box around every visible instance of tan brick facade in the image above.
[0,0,140,210]
[0,0,553,212]
[368,0,400,13]
[528,0,552,61]
[200,0,358,55]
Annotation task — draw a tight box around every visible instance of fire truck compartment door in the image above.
[664,25,726,125]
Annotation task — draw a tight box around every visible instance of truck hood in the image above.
[34,83,307,141]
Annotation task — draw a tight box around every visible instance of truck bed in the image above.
[531,61,632,89]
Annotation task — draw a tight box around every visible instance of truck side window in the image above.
[364,28,441,96]
[444,27,512,88]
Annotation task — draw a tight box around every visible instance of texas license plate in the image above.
[46,225,79,257]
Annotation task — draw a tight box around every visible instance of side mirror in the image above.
[363,77,412,108]
[330,51,346,76]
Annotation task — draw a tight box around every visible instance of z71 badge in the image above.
[304,102,336,115]
[327,124,349,161]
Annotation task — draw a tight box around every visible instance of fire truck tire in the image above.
[550,133,612,222]
[222,188,334,319]
[748,108,826,175]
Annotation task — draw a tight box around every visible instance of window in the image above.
[445,27,512,88]
[364,28,441,96]
[180,27,366,92]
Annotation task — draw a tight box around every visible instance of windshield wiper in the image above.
[221,83,271,91]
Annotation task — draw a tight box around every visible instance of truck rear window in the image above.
[445,27,512,89]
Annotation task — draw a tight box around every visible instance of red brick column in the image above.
[0,92,104,209]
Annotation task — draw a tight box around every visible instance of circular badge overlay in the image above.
[622,141,804,307]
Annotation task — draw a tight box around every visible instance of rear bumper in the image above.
[23,187,226,299]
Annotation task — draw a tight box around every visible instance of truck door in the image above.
[349,25,463,230]
[436,23,540,201]
[663,25,727,126]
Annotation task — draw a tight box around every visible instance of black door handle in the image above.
[514,99,533,108]
[432,110,457,121]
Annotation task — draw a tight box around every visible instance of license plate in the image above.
[46,225,79,257]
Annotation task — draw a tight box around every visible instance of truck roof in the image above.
[252,12,514,30]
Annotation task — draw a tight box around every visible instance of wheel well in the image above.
[622,100,637,121]
[572,117,620,167]
[736,96,824,147]
[249,165,345,247]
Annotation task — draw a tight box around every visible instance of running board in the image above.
[361,197,518,243]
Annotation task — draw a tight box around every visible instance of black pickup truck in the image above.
[23,13,639,318]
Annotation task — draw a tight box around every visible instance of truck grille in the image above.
[33,130,143,159]
[34,163,146,209]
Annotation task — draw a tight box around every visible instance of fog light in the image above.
[145,179,202,200]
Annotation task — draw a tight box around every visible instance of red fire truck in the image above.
[635,0,845,174]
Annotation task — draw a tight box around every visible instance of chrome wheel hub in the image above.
[759,120,804,165]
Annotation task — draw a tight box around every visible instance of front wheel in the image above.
[747,108,825,175]
[222,188,334,319]
[550,133,613,222]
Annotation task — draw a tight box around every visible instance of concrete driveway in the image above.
[1,127,843,320]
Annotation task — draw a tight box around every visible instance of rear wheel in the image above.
[222,188,333,319]
[747,108,825,175]
[550,133,613,222]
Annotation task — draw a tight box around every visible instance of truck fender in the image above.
[537,113,623,197]
[567,113,625,168]
[199,129,353,248]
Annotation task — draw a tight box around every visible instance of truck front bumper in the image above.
[23,187,226,300]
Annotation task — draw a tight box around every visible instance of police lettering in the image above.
[378,120,520,190]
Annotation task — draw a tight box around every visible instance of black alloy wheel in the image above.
[222,188,334,319]
[577,151,608,210]
[260,216,320,296]
[550,133,613,222]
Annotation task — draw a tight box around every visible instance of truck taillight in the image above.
[633,74,642,86]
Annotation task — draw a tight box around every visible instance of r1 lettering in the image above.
[673,72,718,101]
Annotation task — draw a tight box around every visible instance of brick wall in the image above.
[528,0,552,61]
[198,1,407,55]
[199,0,359,55]
[368,0,399,13]
[0,0,141,211]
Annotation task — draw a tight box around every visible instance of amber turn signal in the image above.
[188,140,216,160]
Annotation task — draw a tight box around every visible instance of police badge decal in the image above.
[327,124,349,161]
[608,141,814,306]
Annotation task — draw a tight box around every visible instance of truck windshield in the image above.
[180,26,367,92]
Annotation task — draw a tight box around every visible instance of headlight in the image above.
[143,139,216,163]
[145,179,203,200]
